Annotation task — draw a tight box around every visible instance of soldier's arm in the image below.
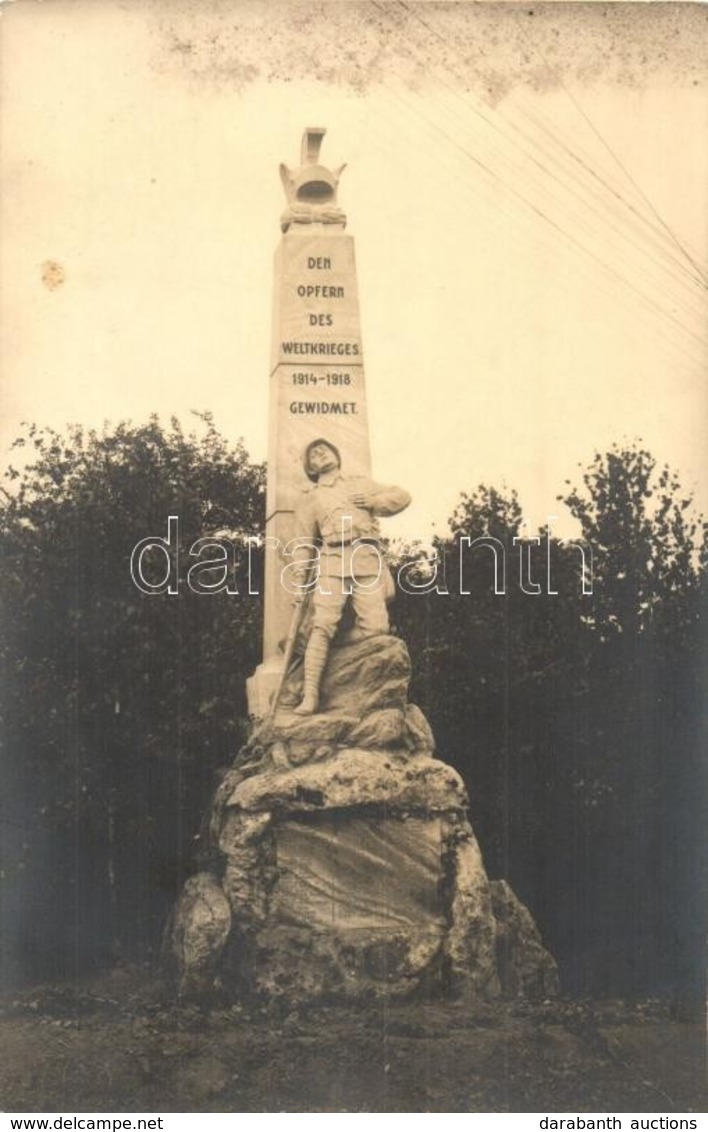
[349,478,411,517]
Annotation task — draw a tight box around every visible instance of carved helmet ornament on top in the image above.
[280,128,347,233]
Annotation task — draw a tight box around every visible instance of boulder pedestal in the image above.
[169,636,558,1002]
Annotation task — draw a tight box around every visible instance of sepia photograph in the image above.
[1,0,706,1116]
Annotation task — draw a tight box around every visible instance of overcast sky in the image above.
[2,1,706,541]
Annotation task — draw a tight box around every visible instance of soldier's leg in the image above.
[349,577,390,639]
[294,583,347,715]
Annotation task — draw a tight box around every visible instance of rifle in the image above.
[267,585,313,722]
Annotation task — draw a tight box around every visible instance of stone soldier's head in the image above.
[304,438,341,482]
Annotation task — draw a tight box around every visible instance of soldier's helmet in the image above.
[303,438,342,483]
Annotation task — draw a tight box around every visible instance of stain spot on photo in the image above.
[41,261,65,291]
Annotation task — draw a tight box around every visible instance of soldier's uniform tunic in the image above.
[293,470,411,639]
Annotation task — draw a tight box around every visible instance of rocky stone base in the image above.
[491,880,560,998]
[168,634,558,1003]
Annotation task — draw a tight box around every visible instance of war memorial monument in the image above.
[169,130,557,1002]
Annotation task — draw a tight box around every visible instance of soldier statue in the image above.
[289,438,411,715]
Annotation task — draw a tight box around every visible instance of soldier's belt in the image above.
[322,537,381,548]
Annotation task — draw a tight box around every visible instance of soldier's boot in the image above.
[293,627,330,715]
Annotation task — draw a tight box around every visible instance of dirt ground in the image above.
[1,968,705,1114]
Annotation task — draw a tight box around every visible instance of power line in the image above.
[413,75,706,325]
[394,0,707,293]
[369,1,707,346]
[513,96,707,291]
[372,77,706,363]
[542,57,708,287]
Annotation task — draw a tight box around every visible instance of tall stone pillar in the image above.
[248,129,371,718]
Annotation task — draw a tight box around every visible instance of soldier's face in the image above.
[308,444,339,474]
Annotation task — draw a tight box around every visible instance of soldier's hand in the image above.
[349,490,375,509]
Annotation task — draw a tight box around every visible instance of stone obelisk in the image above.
[247,129,371,718]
